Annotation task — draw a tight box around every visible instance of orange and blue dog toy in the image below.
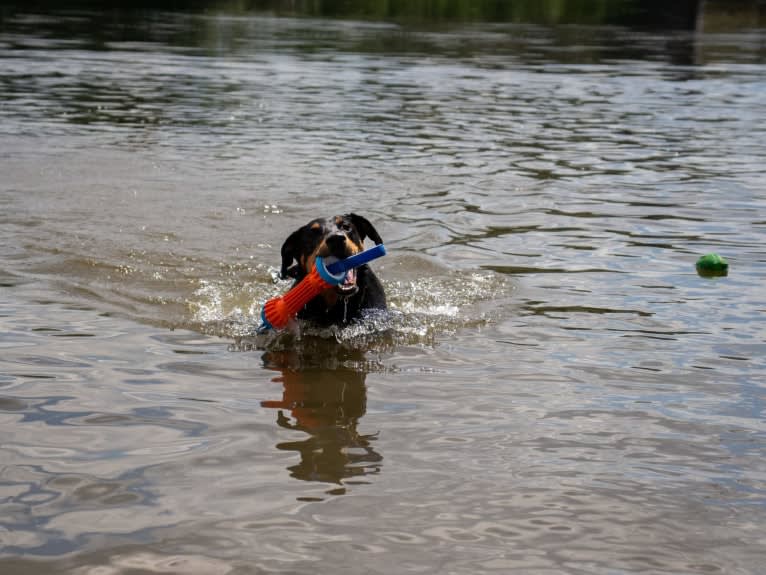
[259,243,386,331]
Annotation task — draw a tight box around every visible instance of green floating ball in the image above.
[696,253,728,277]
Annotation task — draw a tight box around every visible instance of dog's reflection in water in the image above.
[261,348,382,486]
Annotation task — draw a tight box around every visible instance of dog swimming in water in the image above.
[278,213,387,326]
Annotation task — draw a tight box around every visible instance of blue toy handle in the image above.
[313,243,386,286]
[327,244,387,274]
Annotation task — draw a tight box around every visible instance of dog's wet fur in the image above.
[279,213,387,326]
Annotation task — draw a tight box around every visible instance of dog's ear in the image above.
[279,228,303,279]
[348,213,383,245]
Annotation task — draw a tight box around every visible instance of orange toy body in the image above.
[261,266,332,330]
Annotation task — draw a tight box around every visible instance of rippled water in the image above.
[2,7,766,574]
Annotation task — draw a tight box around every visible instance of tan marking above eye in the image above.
[310,222,321,231]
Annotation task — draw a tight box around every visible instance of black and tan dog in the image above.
[279,213,387,326]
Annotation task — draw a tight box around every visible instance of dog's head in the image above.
[279,213,383,297]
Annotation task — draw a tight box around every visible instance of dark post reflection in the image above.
[260,347,382,486]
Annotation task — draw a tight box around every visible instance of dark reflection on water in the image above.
[261,346,382,488]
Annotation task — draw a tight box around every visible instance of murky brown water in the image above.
[2,6,766,574]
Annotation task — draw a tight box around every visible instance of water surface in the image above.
[1,7,766,574]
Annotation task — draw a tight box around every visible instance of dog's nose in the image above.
[325,233,347,256]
